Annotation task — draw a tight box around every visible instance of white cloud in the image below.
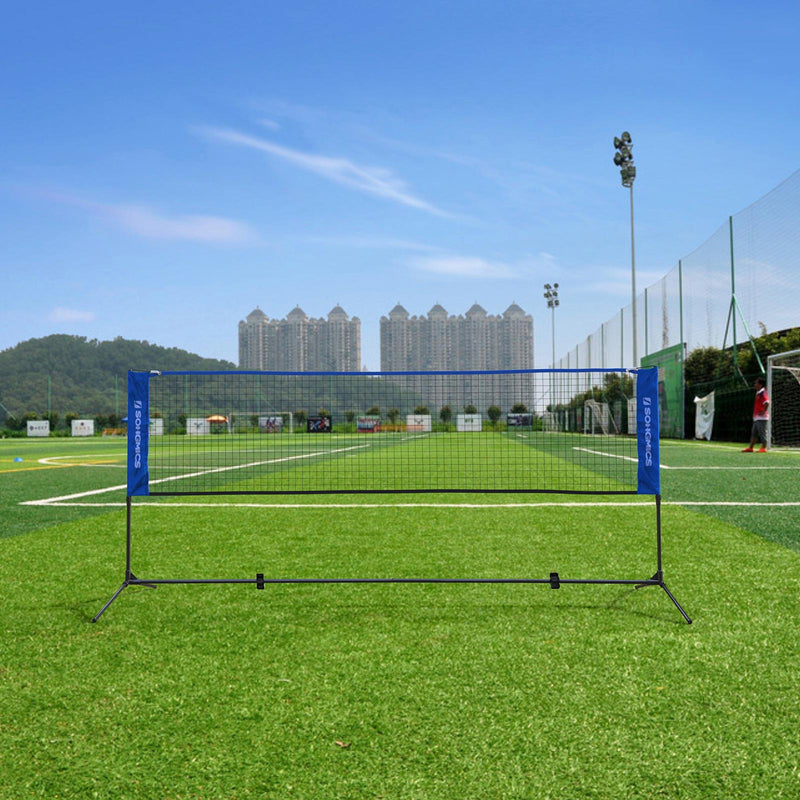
[48,307,95,323]
[105,205,256,243]
[30,189,257,244]
[311,234,442,252]
[200,126,453,218]
[410,255,518,279]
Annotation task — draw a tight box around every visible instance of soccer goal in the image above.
[767,348,800,449]
[583,399,615,435]
[93,367,690,623]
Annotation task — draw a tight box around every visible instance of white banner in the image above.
[456,414,482,432]
[27,420,50,437]
[694,392,715,440]
[186,418,210,435]
[406,414,431,432]
[71,419,94,436]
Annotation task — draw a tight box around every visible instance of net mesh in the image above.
[555,168,800,390]
[768,350,800,449]
[142,369,645,495]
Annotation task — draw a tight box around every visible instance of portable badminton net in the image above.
[93,367,691,623]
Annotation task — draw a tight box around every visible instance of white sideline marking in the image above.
[571,447,673,468]
[573,447,796,471]
[21,445,369,506]
[18,500,800,509]
[662,466,798,470]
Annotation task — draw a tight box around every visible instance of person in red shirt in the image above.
[742,376,769,452]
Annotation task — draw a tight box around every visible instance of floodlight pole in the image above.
[629,182,638,367]
[543,283,559,368]
[544,283,560,413]
[614,131,638,366]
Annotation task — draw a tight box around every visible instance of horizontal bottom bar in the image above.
[129,578,660,586]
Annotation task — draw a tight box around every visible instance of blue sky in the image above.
[2,1,798,370]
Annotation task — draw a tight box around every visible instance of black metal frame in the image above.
[92,494,691,624]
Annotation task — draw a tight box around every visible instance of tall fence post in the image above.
[729,216,737,372]
[678,260,684,354]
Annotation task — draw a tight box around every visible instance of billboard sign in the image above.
[186,418,210,435]
[258,416,284,433]
[71,419,94,437]
[641,343,684,439]
[456,414,482,432]
[27,420,50,437]
[307,416,332,433]
[357,416,381,433]
[406,414,431,432]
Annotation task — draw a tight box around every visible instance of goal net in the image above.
[583,400,614,435]
[768,349,800,449]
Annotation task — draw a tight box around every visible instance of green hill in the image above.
[0,335,235,426]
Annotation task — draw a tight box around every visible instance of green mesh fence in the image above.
[556,168,800,438]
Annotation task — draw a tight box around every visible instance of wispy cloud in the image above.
[28,188,257,244]
[48,307,95,323]
[410,255,518,279]
[310,234,442,253]
[199,126,453,218]
[104,204,256,243]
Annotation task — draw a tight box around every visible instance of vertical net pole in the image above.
[729,216,738,373]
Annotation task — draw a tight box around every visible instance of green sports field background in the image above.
[1,436,799,798]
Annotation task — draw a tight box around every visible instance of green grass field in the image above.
[1,436,799,798]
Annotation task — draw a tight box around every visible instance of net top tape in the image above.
[145,368,645,378]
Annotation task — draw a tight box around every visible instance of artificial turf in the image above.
[1,437,798,798]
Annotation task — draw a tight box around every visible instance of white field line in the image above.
[662,466,799,470]
[572,446,670,468]
[38,455,126,468]
[18,500,800,509]
[21,445,369,506]
[570,447,797,470]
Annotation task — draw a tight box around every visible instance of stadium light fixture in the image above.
[543,283,560,369]
[613,131,638,366]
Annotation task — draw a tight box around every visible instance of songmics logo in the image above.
[133,400,143,468]
[642,396,653,467]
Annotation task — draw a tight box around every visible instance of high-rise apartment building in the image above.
[380,302,533,371]
[238,305,361,371]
